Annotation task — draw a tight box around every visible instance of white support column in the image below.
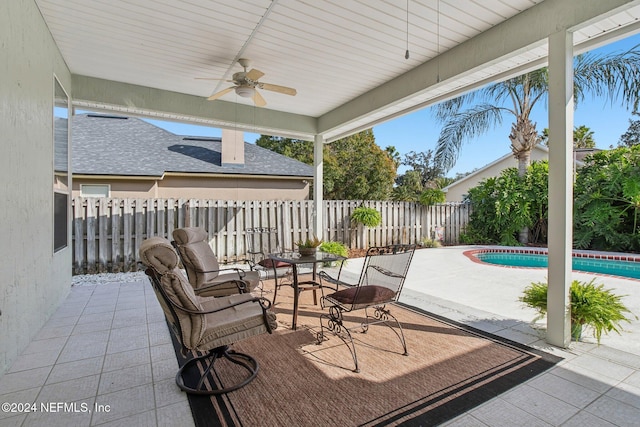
[313,134,324,239]
[546,30,574,348]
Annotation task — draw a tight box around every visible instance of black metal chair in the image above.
[317,244,416,372]
[244,227,292,303]
[139,236,277,395]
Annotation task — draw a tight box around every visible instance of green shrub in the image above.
[462,161,548,245]
[319,241,349,266]
[350,207,382,227]
[420,238,441,248]
[573,145,640,252]
[418,188,446,206]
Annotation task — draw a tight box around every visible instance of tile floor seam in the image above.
[29,286,96,405]
[90,283,119,427]
[146,298,161,427]
[549,368,616,396]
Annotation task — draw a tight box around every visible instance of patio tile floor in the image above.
[1,246,640,426]
[0,278,194,427]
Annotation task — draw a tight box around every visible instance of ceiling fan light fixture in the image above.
[235,86,255,98]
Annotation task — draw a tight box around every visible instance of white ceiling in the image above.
[36,0,640,141]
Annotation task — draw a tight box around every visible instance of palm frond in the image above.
[574,45,640,110]
[434,104,508,171]
[432,93,475,123]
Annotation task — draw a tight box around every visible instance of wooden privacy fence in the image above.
[72,197,470,274]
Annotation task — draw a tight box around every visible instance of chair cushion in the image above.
[139,237,180,273]
[173,227,220,287]
[196,270,261,297]
[258,259,291,269]
[197,294,278,350]
[328,285,396,305]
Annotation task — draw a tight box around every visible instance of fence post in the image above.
[98,198,109,272]
[70,197,470,274]
[73,197,85,274]
[111,198,122,273]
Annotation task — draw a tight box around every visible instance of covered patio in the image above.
[1,248,639,425]
[3,0,640,424]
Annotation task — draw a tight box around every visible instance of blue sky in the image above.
[144,33,640,178]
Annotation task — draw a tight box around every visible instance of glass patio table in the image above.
[268,251,346,330]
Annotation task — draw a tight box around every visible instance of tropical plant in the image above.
[295,236,323,249]
[573,145,640,252]
[392,170,423,201]
[319,241,348,258]
[319,241,349,266]
[418,188,446,206]
[350,206,382,228]
[572,125,597,148]
[459,161,548,245]
[520,279,635,343]
[432,46,640,176]
[540,125,596,148]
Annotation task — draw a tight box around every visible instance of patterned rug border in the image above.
[172,303,563,427]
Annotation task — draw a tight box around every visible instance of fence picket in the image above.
[70,198,469,274]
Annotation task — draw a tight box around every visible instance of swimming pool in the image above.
[465,248,640,280]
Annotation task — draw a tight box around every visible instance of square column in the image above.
[546,30,574,348]
[313,135,324,239]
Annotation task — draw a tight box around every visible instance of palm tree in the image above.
[572,125,596,148]
[433,45,640,177]
[539,125,596,148]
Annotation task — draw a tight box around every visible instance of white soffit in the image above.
[36,0,640,141]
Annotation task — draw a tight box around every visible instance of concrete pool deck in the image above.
[337,245,640,356]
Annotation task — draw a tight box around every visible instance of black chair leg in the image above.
[176,345,259,395]
[317,307,360,373]
[363,305,408,356]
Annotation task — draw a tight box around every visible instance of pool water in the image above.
[476,252,640,280]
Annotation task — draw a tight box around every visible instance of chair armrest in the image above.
[193,266,248,277]
[200,296,276,334]
[369,265,405,278]
[317,270,352,288]
[166,291,276,334]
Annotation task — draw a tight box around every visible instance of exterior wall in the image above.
[72,176,311,200]
[0,1,72,376]
[445,148,549,202]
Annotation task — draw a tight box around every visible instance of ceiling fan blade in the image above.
[207,87,234,101]
[259,83,297,96]
[246,68,265,81]
[195,78,233,82]
[252,90,267,107]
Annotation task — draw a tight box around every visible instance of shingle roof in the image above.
[71,114,314,178]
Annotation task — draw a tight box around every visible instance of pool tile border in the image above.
[463,247,640,281]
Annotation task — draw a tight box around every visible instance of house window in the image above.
[81,184,110,198]
[53,77,69,253]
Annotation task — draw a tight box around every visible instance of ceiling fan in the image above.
[197,58,297,107]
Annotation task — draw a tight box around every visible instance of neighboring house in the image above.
[71,114,314,200]
[443,145,598,202]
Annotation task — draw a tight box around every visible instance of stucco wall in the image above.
[445,148,549,202]
[0,1,72,376]
[72,176,311,200]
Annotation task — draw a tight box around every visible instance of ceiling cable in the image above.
[405,0,410,59]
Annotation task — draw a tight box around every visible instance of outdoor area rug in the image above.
[171,281,562,427]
